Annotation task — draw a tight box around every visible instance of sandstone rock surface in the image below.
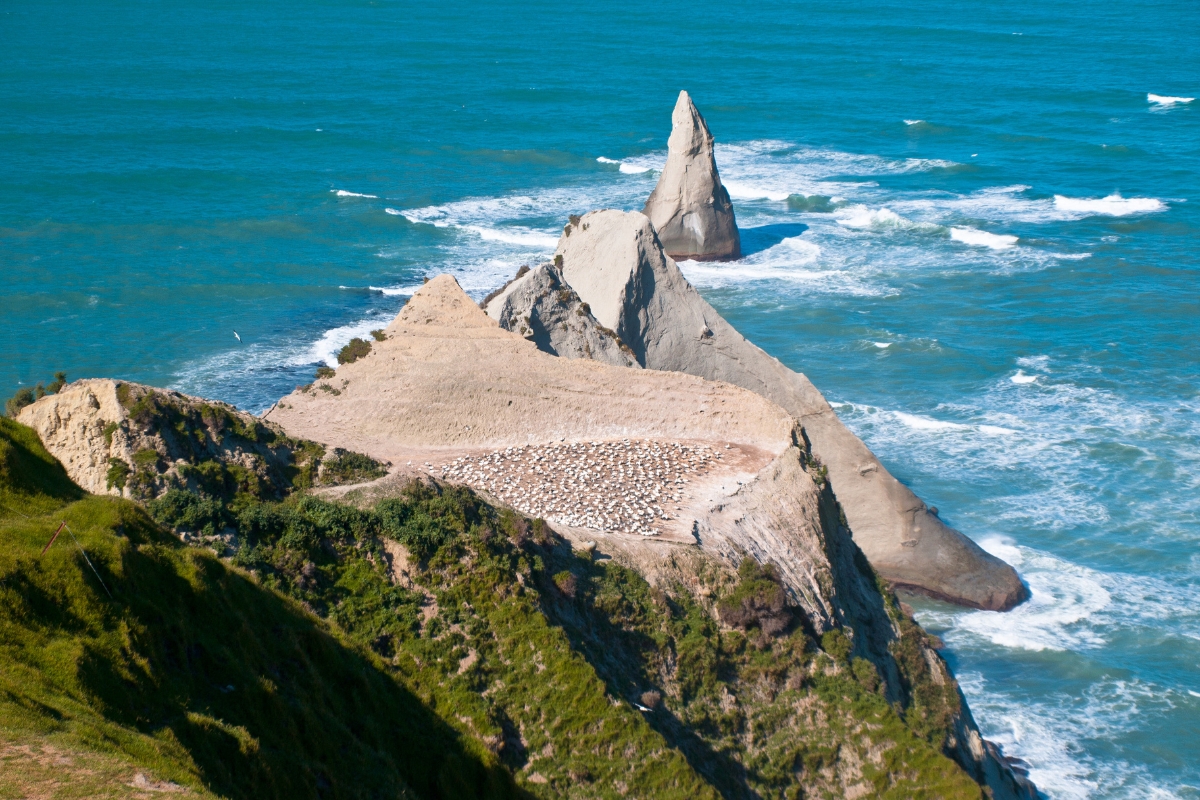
[17,380,301,500]
[642,91,741,262]
[484,260,638,368]
[536,209,1027,611]
[264,275,863,630]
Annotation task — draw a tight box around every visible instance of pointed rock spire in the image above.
[642,91,741,261]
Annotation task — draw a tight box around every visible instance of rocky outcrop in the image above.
[524,209,1027,612]
[15,379,370,502]
[642,91,741,262]
[484,259,639,368]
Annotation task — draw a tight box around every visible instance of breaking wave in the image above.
[1053,194,1166,217]
[950,227,1019,249]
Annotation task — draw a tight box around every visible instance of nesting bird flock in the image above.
[440,439,722,536]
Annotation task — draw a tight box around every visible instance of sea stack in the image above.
[642,91,742,262]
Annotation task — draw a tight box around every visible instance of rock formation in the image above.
[642,91,741,261]
[17,379,373,504]
[265,275,1032,798]
[484,259,638,368]
[488,209,1026,611]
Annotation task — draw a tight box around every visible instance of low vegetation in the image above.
[337,338,372,365]
[5,371,67,418]
[1,415,988,798]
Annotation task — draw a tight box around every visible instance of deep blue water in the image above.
[3,1,1199,795]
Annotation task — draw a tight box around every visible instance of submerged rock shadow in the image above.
[736,223,809,258]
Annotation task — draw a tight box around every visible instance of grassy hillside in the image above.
[1,416,986,798]
[0,418,517,799]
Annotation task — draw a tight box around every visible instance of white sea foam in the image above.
[1147,93,1194,107]
[618,162,655,174]
[333,189,378,198]
[368,285,422,296]
[951,672,1190,800]
[893,411,972,432]
[1016,355,1050,369]
[596,156,621,164]
[873,341,891,349]
[384,208,402,215]
[950,226,1019,249]
[465,225,559,248]
[1053,194,1166,217]
[903,119,924,125]
[296,316,393,368]
[722,181,790,201]
[837,206,908,229]
[1011,369,1039,384]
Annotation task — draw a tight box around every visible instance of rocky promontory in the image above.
[487,209,1028,612]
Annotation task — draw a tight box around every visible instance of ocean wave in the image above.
[1053,193,1166,217]
[465,225,559,248]
[384,208,403,215]
[952,672,1192,800]
[950,226,1019,249]
[957,541,1112,652]
[1147,93,1194,107]
[367,285,422,296]
[722,180,790,201]
[1011,369,1038,384]
[596,156,621,164]
[333,189,378,198]
[293,316,393,368]
[835,205,940,232]
[619,162,655,174]
[903,119,924,126]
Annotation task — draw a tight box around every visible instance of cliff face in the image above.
[504,209,1027,612]
[642,91,741,262]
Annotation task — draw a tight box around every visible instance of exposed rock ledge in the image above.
[485,209,1028,612]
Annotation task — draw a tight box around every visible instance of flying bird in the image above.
[233,331,241,342]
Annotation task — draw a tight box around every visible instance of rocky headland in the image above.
[1,94,1037,799]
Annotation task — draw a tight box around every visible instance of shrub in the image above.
[315,365,335,379]
[102,421,119,446]
[5,387,35,418]
[132,448,160,468]
[337,338,372,365]
[852,656,881,692]
[46,371,67,394]
[105,458,130,490]
[148,489,228,537]
[552,570,578,598]
[716,559,793,636]
[821,628,853,663]
[370,329,387,342]
[321,448,387,485]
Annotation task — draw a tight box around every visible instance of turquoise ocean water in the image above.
[3,1,1198,795]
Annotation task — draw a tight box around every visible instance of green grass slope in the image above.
[0,420,518,800]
